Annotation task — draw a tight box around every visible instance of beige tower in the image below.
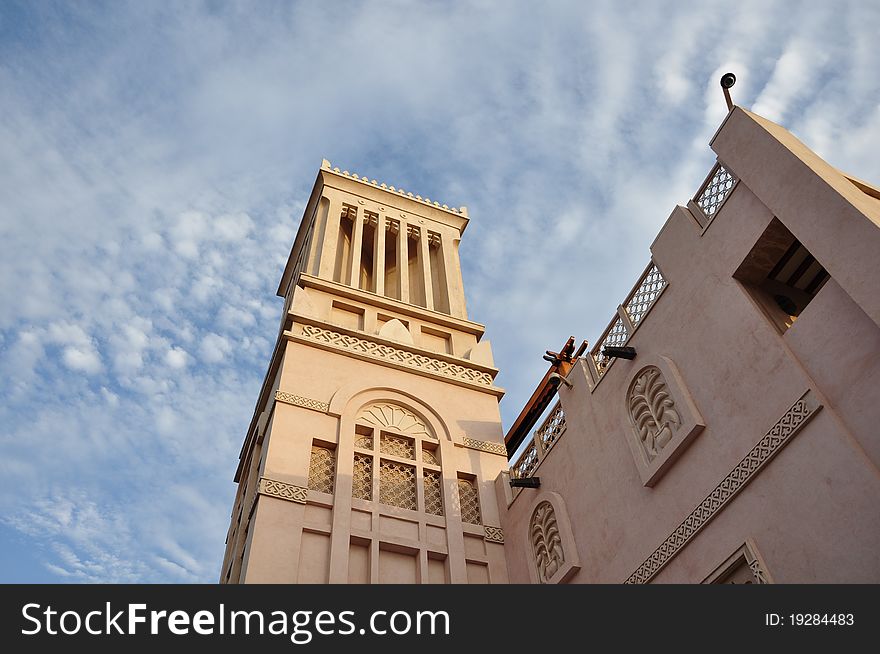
[221,160,509,584]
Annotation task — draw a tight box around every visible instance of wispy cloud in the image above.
[1,0,878,582]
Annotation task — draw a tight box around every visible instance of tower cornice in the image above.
[320,159,468,220]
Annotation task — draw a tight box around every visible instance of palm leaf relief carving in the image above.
[628,367,681,461]
[530,502,564,583]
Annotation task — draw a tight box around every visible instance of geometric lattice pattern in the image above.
[307,446,335,494]
[512,441,539,480]
[624,264,667,326]
[423,469,443,516]
[458,478,481,525]
[274,391,329,413]
[258,477,308,504]
[352,453,373,501]
[625,391,819,584]
[484,526,504,543]
[696,163,736,218]
[422,447,439,466]
[354,429,374,450]
[589,259,668,382]
[461,437,507,456]
[380,433,415,460]
[379,459,417,510]
[593,316,629,375]
[301,325,495,386]
[537,402,566,453]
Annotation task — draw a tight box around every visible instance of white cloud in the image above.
[62,346,103,374]
[214,212,254,241]
[171,210,209,259]
[165,346,189,369]
[199,332,232,364]
[752,39,831,124]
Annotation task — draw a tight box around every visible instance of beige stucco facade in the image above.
[223,105,880,584]
[221,162,509,584]
[500,107,880,584]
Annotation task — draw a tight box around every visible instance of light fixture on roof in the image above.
[720,72,736,111]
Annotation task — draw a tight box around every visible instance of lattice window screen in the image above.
[352,453,373,501]
[380,433,415,460]
[355,429,374,450]
[379,460,417,510]
[422,447,439,465]
[458,478,481,525]
[308,445,335,494]
[424,470,443,516]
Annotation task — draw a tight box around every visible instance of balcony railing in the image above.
[695,163,736,218]
[511,401,567,479]
[689,161,738,230]
[589,261,668,380]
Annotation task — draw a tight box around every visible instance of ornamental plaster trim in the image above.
[300,324,495,387]
[623,355,705,487]
[625,390,820,584]
[524,491,580,584]
[702,539,773,584]
[484,526,505,544]
[462,437,508,456]
[275,391,330,413]
[258,477,309,505]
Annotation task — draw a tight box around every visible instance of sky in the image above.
[1,0,878,583]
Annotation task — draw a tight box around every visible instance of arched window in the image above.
[352,403,443,516]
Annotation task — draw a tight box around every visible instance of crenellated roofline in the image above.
[320,159,467,218]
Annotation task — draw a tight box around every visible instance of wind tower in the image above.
[221,160,509,583]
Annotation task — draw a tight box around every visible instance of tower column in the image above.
[328,415,356,583]
[349,206,365,288]
[449,237,468,318]
[318,195,343,280]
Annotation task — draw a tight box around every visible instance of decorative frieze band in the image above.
[462,437,508,456]
[625,390,821,584]
[300,325,495,387]
[274,391,330,413]
[484,526,505,544]
[258,477,309,504]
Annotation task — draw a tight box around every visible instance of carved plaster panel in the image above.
[524,492,580,584]
[624,355,705,487]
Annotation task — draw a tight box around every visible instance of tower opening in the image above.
[333,205,356,284]
[428,231,449,314]
[384,219,400,300]
[359,213,377,292]
[407,226,426,308]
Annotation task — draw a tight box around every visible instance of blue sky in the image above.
[1,1,878,583]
